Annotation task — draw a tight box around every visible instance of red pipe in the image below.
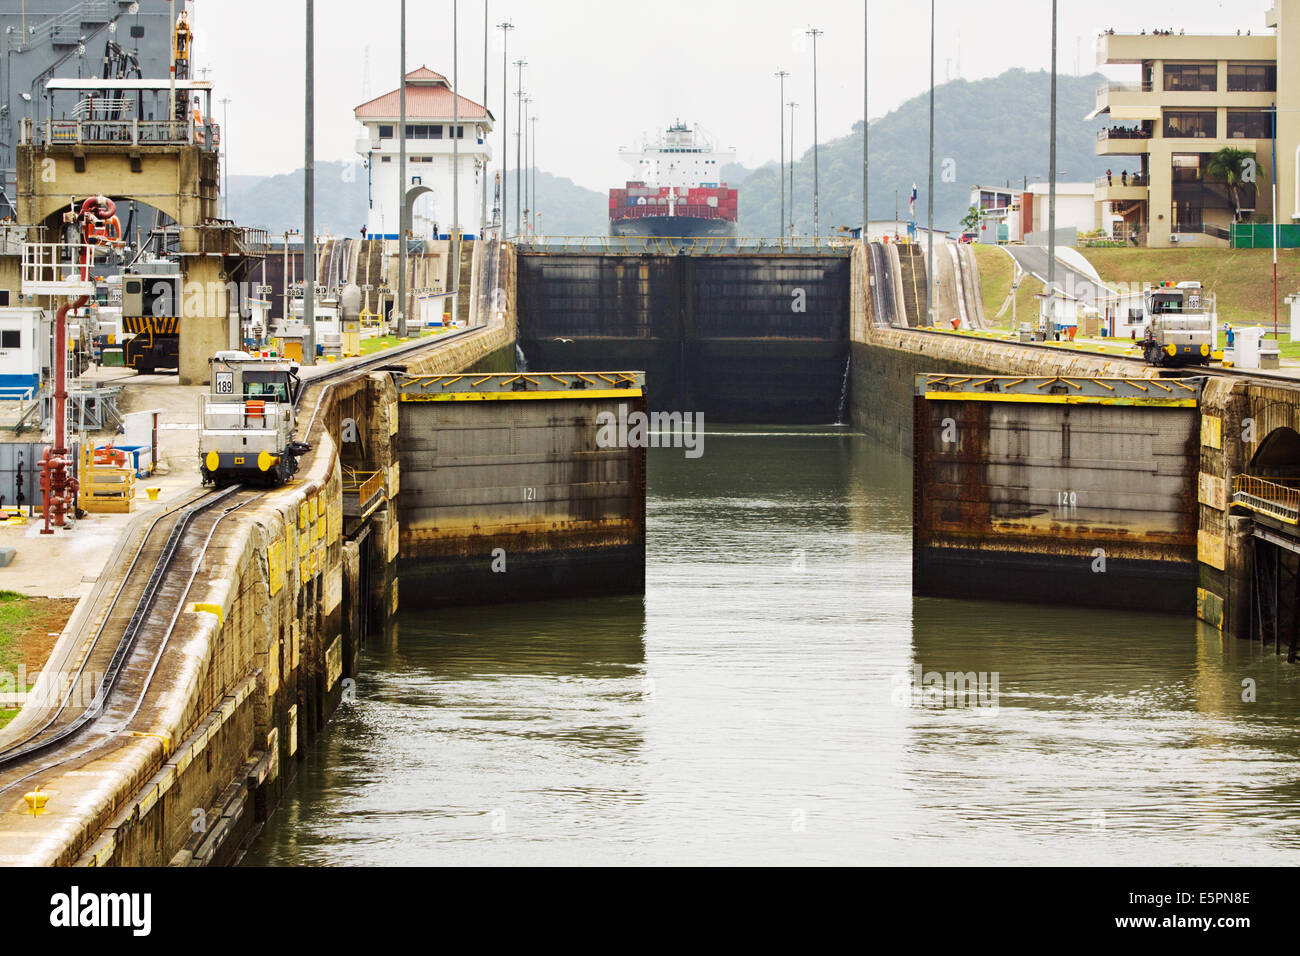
[40,293,88,534]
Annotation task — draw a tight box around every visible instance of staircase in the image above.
[896,244,929,327]
[455,240,474,325]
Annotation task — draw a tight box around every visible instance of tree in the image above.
[1206,147,1256,223]
[960,205,981,233]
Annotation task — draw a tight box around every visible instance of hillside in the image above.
[224,162,608,237]
[224,68,1109,239]
[741,68,1112,237]
[972,244,1300,330]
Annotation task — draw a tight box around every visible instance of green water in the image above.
[244,426,1300,865]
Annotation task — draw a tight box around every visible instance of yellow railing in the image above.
[1232,474,1300,524]
[342,468,384,508]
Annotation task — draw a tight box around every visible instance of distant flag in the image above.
[909,183,917,218]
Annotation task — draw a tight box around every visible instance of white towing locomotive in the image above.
[199,351,310,486]
[1140,281,1216,368]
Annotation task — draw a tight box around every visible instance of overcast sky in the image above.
[195,0,1267,190]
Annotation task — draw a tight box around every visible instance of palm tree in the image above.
[1206,147,1256,223]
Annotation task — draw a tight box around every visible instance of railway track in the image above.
[0,486,260,794]
[0,288,500,798]
[904,325,1300,388]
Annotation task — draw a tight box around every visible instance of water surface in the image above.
[245,426,1300,865]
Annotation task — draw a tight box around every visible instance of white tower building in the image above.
[354,66,494,241]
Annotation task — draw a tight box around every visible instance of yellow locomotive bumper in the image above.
[203,451,279,474]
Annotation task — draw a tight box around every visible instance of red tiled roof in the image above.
[354,65,492,121]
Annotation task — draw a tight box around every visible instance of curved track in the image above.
[0,257,502,796]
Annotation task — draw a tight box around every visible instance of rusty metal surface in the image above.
[914,394,1200,565]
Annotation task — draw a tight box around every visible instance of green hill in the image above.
[741,68,1113,237]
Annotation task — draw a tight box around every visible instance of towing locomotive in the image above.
[198,351,310,486]
[1140,281,1216,368]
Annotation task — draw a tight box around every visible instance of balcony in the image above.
[1097,126,1152,155]
[1094,173,1148,201]
[1097,30,1275,66]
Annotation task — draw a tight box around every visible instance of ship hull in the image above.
[610,216,738,240]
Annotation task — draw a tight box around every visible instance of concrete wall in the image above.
[0,245,520,866]
[517,252,850,422]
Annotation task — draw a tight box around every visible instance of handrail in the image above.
[341,467,384,506]
[1232,474,1300,524]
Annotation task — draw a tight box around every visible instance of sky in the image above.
[194,0,1270,190]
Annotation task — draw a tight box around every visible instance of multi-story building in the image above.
[1090,2,1299,248]
[354,66,493,241]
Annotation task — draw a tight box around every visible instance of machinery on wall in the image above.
[38,195,122,533]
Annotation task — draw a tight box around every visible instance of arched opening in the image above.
[1245,426,1300,659]
[1250,425,1300,480]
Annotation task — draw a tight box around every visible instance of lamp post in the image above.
[498,20,514,236]
[397,0,408,337]
[522,95,531,231]
[926,0,934,324]
[303,0,315,363]
[530,114,538,235]
[775,69,788,241]
[862,0,869,239]
[1046,0,1059,339]
[481,0,488,235]
[514,58,527,236]
[220,96,230,219]
[788,100,797,237]
[806,27,823,237]
[453,0,460,254]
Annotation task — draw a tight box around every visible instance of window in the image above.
[378,124,394,139]
[1227,109,1274,139]
[1164,110,1216,138]
[1163,63,1217,92]
[405,124,431,139]
[0,329,18,349]
[430,125,443,139]
[380,155,391,163]
[1171,153,1202,183]
[1227,62,1276,92]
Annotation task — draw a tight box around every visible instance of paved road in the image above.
[1003,245,1113,308]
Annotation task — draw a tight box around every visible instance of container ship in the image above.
[609,121,738,239]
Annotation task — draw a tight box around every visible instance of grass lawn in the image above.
[971,245,1043,330]
[358,327,447,356]
[0,590,77,727]
[1081,246,1300,328]
[0,591,26,672]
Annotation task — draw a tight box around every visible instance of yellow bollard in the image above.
[146,487,161,501]
[24,787,47,816]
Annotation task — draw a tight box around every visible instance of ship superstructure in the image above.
[609,121,738,239]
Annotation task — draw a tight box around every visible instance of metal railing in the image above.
[1233,475,1300,524]
[7,0,113,52]
[341,467,385,514]
[1095,174,1148,188]
[1097,80,1153,98]
[21,242,103,295]
[37,118,218,149]
[514,235,857,255]
[1098,127,1152,141]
